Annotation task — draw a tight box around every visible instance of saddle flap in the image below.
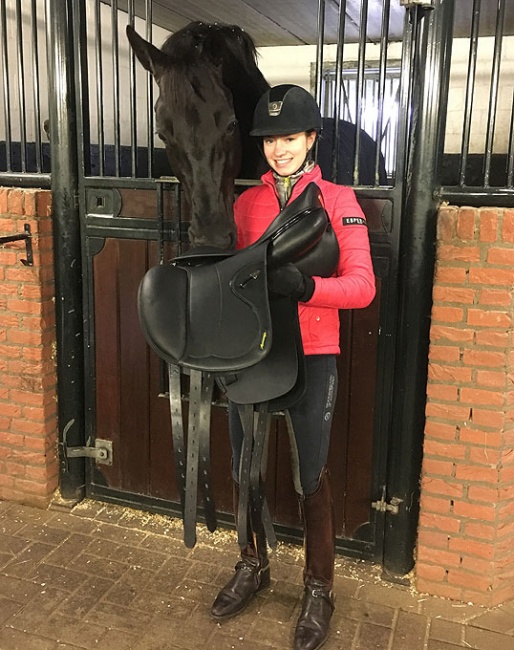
[184,243,272,370]
[137,264,188,365]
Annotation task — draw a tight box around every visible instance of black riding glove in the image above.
[268,263,315,302]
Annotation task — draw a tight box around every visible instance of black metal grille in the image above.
[0,0,50,185]
[0,0,513,203]
[441,0,514,202]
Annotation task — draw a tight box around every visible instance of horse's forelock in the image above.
[161,22,260,79]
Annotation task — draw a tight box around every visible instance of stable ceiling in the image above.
[105,0,514,46]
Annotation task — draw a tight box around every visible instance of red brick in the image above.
[455,464,500,483]
[420,495,452,515]
[35,192,52,217]
[426,383,458,401]
[438,245,481,262]
[456,208,477,240]
[422,458,455,477]
[432,286,475,304]
[425,402,471,422]
[424,421,457,440]
[447,568,492,591]
[476,370,506,388]
[463,350,506,368]
[464,521,496,540]
[431,306,464,323]
[449,536,494,558]
[475,330,509,347]
[469,267,514,286]
[424,439,466,460]
[459,428,502,447]
[0,188,9,213]
[7,189,25,215]
[487,247,514,265]
[467,309,511,328]
[468,447,501,466]
[421,476,463,498]
[428,345,461,362]
[437,207,457,240]
[434,266,468,283]
[478,288,512,306]
[416,563,448,582]
[416,529,451,549]
[428,364,472,383]
[459,387,504,407]
[419,512,461,533]
[416,580,463,601]
[452,501,496,521]
[430,326,474,343]
[502,210,514,242]
[479,209,499,242]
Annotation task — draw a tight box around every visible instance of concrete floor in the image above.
[1,497,514,650]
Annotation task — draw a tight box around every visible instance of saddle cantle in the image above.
[136,182,340,548]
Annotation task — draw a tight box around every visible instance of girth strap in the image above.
[237,403,277,551]
[168,363,186,513]
[169,367,217,548]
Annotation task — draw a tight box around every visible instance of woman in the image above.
[211,84,376,650]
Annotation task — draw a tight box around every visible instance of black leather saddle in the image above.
[137,182,340,548]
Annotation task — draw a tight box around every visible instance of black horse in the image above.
[127,21,386,249]
[127,22,269,249]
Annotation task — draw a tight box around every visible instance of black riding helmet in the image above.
[250,84,322,137]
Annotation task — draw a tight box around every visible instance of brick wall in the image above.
[0,187,58,507]
[417,205,514,606]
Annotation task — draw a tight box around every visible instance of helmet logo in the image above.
[268,101,283,116]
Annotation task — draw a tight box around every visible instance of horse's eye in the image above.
[227,121,237,135]
[156,132,166,143]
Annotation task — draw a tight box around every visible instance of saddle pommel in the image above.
[254,182,339,278]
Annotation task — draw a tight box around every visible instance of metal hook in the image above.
[0,222,34,266]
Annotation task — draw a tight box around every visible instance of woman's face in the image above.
[263,131,316,177]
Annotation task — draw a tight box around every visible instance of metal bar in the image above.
[508,87,514,188]
[314,0,326,107]
[0,0,12,171]
[459,0,480,187]
[383,0,455,580]
[375,0,391,185]
[146,0,153,178]
[73,0,90,179]
[111,0,120,176]
[331,0,347,183]
[483,0,506,187]
[94,0,105,176]
[0,172,51,187]
[440,186,514,206]
[46,0,85,503]
[15,0,27,172]
[353,0,369,185]
[31,0,42,173]
[128,0,137,177]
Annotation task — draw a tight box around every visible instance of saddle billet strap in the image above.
[168,363,186,513]
[183,369,217,548]
[285,410,304,498]
[197,372,217,534]
[250,404,277,549]
[237,403,254,549]
[237,403,276,550]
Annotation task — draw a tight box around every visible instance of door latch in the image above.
[371,495,403,515]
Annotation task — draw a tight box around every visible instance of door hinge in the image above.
[371,495,403,515]
[63,438,113,466]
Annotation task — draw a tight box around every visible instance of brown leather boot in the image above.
[294,467,335,650]
[210,483,270,620]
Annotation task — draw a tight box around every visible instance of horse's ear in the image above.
[126,25,168,81]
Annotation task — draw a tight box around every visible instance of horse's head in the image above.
[127,25,241,250]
